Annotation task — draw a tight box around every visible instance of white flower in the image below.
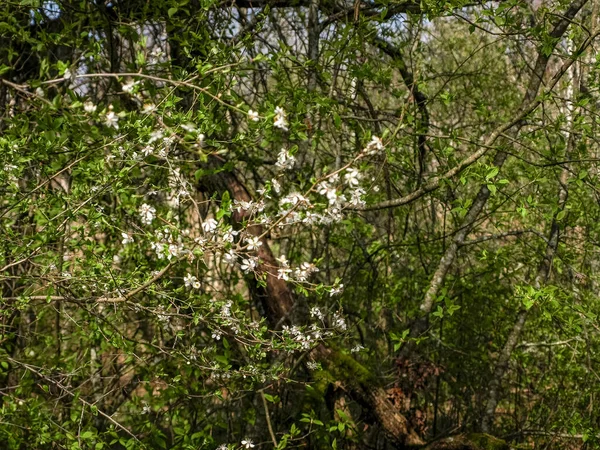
[241,440,255,449]
[224,250,237,264]
[310,307,324,320]
[148,130,163,144]
[277,255,289,267]
[142,103,156,114]
[349,188,366,207]
[63,68,73,81]
[121,232,134,245]
[317,181,341,206]
[349,77,358,100]
[122,80,138,93]
[240,257,257,273]
[248,109,259,122]
[344,168,361,187]
[330,283,344,296]
[35,87,44,97]
[333,312,347,331]
[184,273,198,288]
[294,262,319,282]
[273,106,288,131]
[83,101,97,113]
[245,236,262,251]
[271,178,281,194]
[167,243,182,260]
[351,344,364,353]
[276,148,296,170]
[212,330,222,341]
[280,192,309,207]
[307,361,319,371]
[221,301,233,317]
[181,123,196,132]
[233,199,253,213]
[202,218,218,234]
[196,133,205,148]
[142,145,153,156]
[105,107,119,129]
[277,267,292,281]
[364,135,384,155]
[139,203,156,225]
[222,228,238,243]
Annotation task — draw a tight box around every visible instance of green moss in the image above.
[466,433,509,450]
[322,346,376,387]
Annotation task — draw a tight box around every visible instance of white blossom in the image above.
[245,236,262,251]
[105,106,119,129]
[307,361,319,370]
[310,307,324,320]
[364,135,384,155]
[184,273,198,288]
[224,250,237,264]
[151,241,166,259]
[142,103,156,114]
[294,262,319,282]
[248,109,259,122]
[148,130,163,144]
[280,192,309,207]
[273,106,288,131]
[349,77,358,100]
[167,243,183,260]
[139,203,156,225]
[271,178,281,194]
[351,344,365,353]
[330,283,344,297]
[221,301,233,318]
[277,255,289,267]
[344,168,361,187]
[333,312,347,331]
[349,188,366,207]
[83,101,97,113]
[35,87,44,97]
[240,257,257,273]
[122,80,138,93]
[63,68,73,81]
[121,232,134,245]
[233,199,252,213]
[277,267,292,281]
[241,439,255,449]
[202,218,218,234]
[276,148,296,170]
[222,228,238,243]
[181,123,196,133]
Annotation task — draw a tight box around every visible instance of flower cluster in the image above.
[282,324,324,351]
[139,203,156,225]
[276,148,295,170]
[363,135,384,155]
[273,106,288,130]
[151,227,188,261]
[184,273,201,289]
